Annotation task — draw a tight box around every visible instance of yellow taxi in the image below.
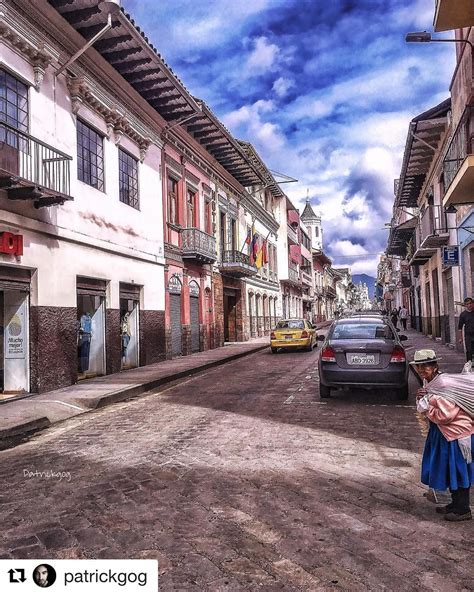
[270,319,318,353]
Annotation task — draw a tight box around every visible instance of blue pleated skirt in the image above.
[421,422,474,491]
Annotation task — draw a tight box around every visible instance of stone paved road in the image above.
[0,342,472,591]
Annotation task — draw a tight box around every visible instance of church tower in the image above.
[301,191,323,250]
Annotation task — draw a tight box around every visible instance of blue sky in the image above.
[123,0,454,276]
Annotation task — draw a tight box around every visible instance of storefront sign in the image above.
[442,245,460,267]
[0,232,23,256]
[5,298,27,359]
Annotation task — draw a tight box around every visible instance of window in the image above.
[77,120,104,191]
[204,196,212,234]
[315,227,319,238]
[186,188,197,227]
[277,320,305,330]
[301,232,311,251]
[0,69,28,132]
[331,322,393,340]
[119,148,139,209]
[0,69,28,150]
[230,219,237,251]
[167,176,179,225]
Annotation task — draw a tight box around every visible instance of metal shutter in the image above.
[170,293,182,357]
[190,296,200,353]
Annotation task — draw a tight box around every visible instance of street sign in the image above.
[442,245,460,267]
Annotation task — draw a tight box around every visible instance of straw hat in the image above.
[409,349,442,365]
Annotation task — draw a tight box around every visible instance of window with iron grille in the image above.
[77,119,104,191]
[119,148,139,209]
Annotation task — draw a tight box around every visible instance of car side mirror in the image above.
[317,334,326,341]
[399,335,408,341]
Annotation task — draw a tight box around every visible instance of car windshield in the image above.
[276,320,305,330]
[332,323,394,340]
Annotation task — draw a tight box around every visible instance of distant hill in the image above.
[352,274,376,299]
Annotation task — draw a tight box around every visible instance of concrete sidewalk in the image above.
[403,327,467,375]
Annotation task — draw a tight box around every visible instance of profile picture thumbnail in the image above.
[33,564,56,588]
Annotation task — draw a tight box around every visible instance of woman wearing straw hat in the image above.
[412,349,474,522]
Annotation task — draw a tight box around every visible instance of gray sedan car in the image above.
[318,316,409,400]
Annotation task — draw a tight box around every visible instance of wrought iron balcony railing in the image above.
[419,205,448,247]
[219,250,257,276]
[181,228,217,264]
[287,223,298,244]
[0,121,72,207]
[301,270,313,287]
[444,106,474,191]
[288,266,300,284]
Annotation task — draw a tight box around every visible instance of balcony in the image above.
[281,265,301,287]
[325,286,336,299]
[219,250,258,277]
[301,270,313,287]
[408,225,436,266]
[0,122,73,208]
[419,205,449,248]
[443,106,474,206]
[287,223,298,245]
[434,0,473,31]
[287,208,300,226]
[181,228,217,263]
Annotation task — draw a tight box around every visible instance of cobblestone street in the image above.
[0,339,472,591]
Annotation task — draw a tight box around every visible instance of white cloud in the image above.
[331,240,368,257]
[272,77,295,97]
[244,37,280,77]
[222,100,285,152]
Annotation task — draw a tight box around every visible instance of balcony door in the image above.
[0,69,28,177]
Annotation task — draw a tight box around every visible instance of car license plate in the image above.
[347,353,378,365]
[284,335,293,339]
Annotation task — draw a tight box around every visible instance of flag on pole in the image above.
[262,239,268,265]
[245,227,252,245]
[255,240,263,269]
[249,232,259,264]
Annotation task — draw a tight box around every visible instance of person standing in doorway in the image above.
[458,297,474,363]
[399,305,409,331]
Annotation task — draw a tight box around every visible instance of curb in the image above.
[0,343,269,445]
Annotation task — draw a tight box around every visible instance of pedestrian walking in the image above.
[390,307,399,329]
[458,297,474,363]
[399,305,408,331]
[413,349,473,522]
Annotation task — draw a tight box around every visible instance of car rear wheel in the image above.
[396,385,409,401]
[304,343,313,352]
[271,347,278,354]
[319,384,331,398]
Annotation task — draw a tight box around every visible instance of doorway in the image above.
[168,275,182,357]
[189,280,200,353]
[0,289,30,396]
[120,297,139,370]
[224,289,237,342]
[77,292,106,379]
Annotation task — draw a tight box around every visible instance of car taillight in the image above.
[301,330,308,338]
[270,332,276,339]
[321,345,336,362]
[390,345,406,363]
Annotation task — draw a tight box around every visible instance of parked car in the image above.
[318,316,409,400]
[270,319,317,353]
